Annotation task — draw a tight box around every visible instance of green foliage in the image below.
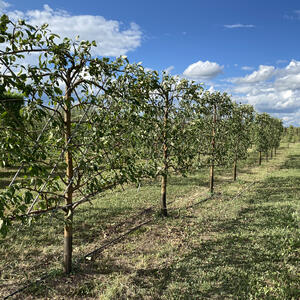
[0,16,156,239]
[140,73,204,177]
[192,91,234,167]
[0,142,298,299]
[0,91,24,120]
[253,113,283,156]
[0,91,25,167]
[284,125,299,144]
[253,113,272,153]
[0,14,286,274]
[227,103,254,163]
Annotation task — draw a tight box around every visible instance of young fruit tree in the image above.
[269,117,283,157]
[193,91,233,193]
[227,103,254,181]
[140,73,203,216]
[286,125,296,147]
[0,15,153,273]
[253,113,275,165]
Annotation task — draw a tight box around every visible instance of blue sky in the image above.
[2,0,300,125]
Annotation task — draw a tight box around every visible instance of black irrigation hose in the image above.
[2,219,153,300]
[2,196,181,299]
[109,207,153,232]
[3,274,49,300]
[82,219,153,260]
[3,180,258,299]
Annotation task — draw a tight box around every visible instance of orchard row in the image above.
[0,15,284,273]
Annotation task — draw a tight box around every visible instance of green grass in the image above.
[0,144,299,299]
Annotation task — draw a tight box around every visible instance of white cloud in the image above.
[231,65,276,84]
[284,59,300,74]
[224,24,255,29]
[163,65,174,74]
[276,59,288,64]
[229,60,300,123]
[5,3,142,57]
[0,0,9,12]
[275,74,300,91]
[183,60,223,80]
[208,86,215,93]
[241,66,254,71]
[284,10,300,20]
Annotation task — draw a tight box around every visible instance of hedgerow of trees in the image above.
[0,15,284,273]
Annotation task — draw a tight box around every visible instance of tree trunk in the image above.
[275,148,277,156]
[266,151,269,162]
[210,104,216,194]
[64,88,74,274]
[259,151,262,166]
[160,174,167,216]
[160,93,169,217]
[209,164,214,194]
[270,149,273,159]
[233,159,237,181]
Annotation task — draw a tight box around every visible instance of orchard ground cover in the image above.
[0,143,299,299]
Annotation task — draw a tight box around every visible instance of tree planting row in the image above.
[0,15,284,273]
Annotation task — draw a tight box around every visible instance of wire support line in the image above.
[7,104,61,188]
[26,103,94,215]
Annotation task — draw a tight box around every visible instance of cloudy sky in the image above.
[1,0,300,126]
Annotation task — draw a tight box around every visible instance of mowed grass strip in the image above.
[0,144,299,299]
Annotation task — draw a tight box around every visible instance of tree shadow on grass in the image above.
[3,149,300,299]
[280,154,300,169]
[168,175,207,187]
[127,172,300,299]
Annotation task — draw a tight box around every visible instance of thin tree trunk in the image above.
[259,151,262,165]
[209,164,214,194]
[275,148,277,156]
[160,93,169,217]
[161,174,167,216]
[233,158,237,181]
[266,151,269,162]
[64,88,74,274]
[270,149,273,158]
[210,104,216,194]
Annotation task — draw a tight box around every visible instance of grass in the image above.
[0,144,299,299]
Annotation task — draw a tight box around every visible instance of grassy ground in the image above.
[0,144,299,299]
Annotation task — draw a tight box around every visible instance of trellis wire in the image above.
[26,100,94,214]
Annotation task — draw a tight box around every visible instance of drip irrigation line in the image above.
[82,219,153,260]
[3,273,49,300]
